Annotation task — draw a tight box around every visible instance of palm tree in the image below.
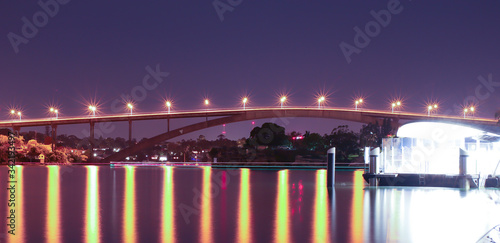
[496,110,500,123]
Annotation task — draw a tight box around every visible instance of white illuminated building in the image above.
[380,121,500,176]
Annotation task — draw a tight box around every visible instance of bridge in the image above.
[0,107,497,162]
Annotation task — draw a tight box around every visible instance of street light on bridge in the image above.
[49,107,59,119]
[317,96,325,109]
[88,105,96,117]
[355,99,363,110]
[166,101,172,113]
[10,110,22,121]
[391,101,401,113]
[127,103,134,115]
[280,96,287,109]
[427,104,438,116]
[464,106,475,118]
[204,99,210,111]
[242,97,248,110]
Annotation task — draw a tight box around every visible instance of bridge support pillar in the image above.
[327,147,335,187]
[167,118,170,132]
[90,121,95,162]
[51,125,57,151]
[128,120,133,147]
[12,127,20,136]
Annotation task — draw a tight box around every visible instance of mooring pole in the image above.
[369,147,380,187]
[459,149,470,189]
[327,147,336,187]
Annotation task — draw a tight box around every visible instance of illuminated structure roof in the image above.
[397,121,500,141]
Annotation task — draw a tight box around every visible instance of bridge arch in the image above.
[102,109,388,162]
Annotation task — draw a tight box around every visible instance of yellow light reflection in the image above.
[8,166,24,243]
[350,170,365,242]
[46,166,61,243]
[237,169,252,243]
[274,170,290,243]
[161,166,175,243]
[85,166,100,243]
[123,166,136,243]
[200,167,213,243]
[311,169,329,242]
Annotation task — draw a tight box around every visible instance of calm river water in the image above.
[0,165,499,243]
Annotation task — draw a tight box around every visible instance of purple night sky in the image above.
[1,1,499,141]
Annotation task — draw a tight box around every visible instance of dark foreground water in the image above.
[0,165,499,243]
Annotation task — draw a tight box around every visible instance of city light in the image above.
[242,97,248,110]
[166,101,172,113]
[127,103,133,115]
[391,101,402,113]
[17,111,22,121]
[280,96,287,109]
[355,99,363,110]
[317,96,325,109]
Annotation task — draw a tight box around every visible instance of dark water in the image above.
[0,165,499,243]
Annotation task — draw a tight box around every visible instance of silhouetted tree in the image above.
[249,122,288,147]
[324,125,360,162]
[359,122,381,147]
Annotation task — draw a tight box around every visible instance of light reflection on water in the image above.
[0,166,499,242]
[311,170,329,242]
[85,166,100,243]
[46,166,61,243]
[237,169,251,243]
[350,170,364,243]
[122,166,136,243]
[200,166,213,243]
[274,170,290,243]
[161,166,175,243]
